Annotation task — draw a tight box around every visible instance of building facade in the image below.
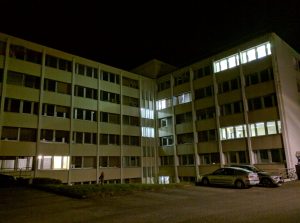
[0,32,299,184]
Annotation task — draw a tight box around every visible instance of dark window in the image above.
[250,73,259,85]
[222,81,230,93]
[77,64,85,75]
[204,66,211,76]
[23,101,32,113]
[20,128,36,142]
[26,49,42,64]
[233,101,242,113]
[2,127,18,140]
[7,71,23,86]
[253,98,262,110]
[86,67,93,77]
[24,75,40,89]
[231,78,239,90]
[46,55,58,68]
[0,41,6,55]
[260,69,269,82]
[40,129,53,141]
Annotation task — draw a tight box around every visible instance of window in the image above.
[196,107,215,120]
[40,129,54,141]
[158,80,171,91]
[140,108,154,119]
[198,129,217,142]
[220,125,247,140]
[4,98,20,113]
[122,77,139,89]
[160,156,174,166]
[123,96,139,107]
[174,71,190,86]
[156,98,172,110]
[200,153,220,165]
[178,155,194,165]
[160,136,173,146]
[214,54,239,73]
[38,156,69,170]
[266,121,276,135]
[175,92,191,105]
[141,127,154,138]
[20,128,36,142]
[1,127,18,140]
[177,133,194,144]
[123,156,140,167]
[0,41,6,55]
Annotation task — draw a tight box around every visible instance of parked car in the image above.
[0,174,17,187]
[230,164,284,187]
[196,167,260,189]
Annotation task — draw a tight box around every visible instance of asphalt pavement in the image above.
[1,181,300,223]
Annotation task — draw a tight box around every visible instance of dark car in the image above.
[230,164,284,187]
[196,167,260,189]
[0,174,17,187]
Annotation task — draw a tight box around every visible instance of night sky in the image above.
[1,0,300,70]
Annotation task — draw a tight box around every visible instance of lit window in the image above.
[220,59,228,71]
[266,43,271,55]
[177,92,191,104]
[247,49,256,62]
[226,127,234,139]
[214,62,220,73]
[141,108,154,119]
[241,52,247,64]
[221,128,227,140]
[257,45,267,58]
[228,56,236,68]
[256,122,266,136]
[266,121,276,134]
[235,125,244,138]
[250,124,256,137]
[142,127,154,138]
[277,120,281,133]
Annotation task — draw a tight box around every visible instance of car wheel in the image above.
[235,180,245,189]
[202,178,209,186]
[261,178,273,187]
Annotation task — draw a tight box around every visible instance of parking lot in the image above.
[1,181,300,223]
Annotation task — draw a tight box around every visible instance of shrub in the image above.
[32,177,62,185]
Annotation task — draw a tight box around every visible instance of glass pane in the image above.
[257,45,266,58]
[256,122,266,136]
[266,121,276,135]
[235,125,244,138]
[228,56,236,68]
[250,124,256,137]
[220,59,228,71]
[247,49,256,62]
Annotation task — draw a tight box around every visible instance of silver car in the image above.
[197,167,260,189]
[230,164,284,187]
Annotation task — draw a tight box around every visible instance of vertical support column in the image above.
[67,58,76,184]
[96,66,101,184]
[238,51,254,164]
[212,62,225,166]
[138,77,143,183]
[35,48,46,178]
[189,68,200,179]
[170,74,179,183]
[120,72,124,183]
[153,82,159,184]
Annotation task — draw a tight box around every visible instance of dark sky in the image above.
[1,0,300,70]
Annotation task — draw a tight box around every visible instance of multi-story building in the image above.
[0,32,299,184]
